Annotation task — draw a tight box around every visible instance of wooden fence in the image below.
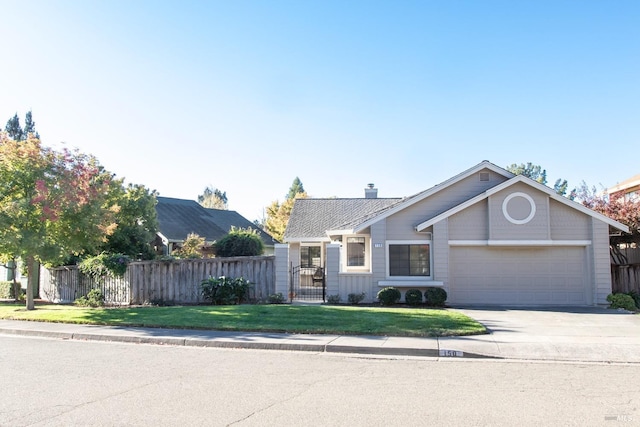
[40,256,275,305]
[611,264,640,295]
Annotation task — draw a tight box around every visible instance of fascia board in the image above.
[284,237,332,244]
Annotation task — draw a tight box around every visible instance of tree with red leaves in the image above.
[0,132,118,310]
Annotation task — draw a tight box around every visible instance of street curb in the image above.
[0,327,501,359]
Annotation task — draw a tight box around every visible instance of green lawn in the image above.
[0,302,487,337]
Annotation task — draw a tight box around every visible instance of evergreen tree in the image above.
[287,177,305,200]
[4,111,40,141]
[23,110,40,139]
[5,113,24,141]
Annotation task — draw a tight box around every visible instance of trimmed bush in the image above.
[377,287,401,306]
[607,293,637,311]
[404,289,423,306]
[424,287,447,307]
[74,288,105,307]
[267,293,286,304]
[627,291,640,309]
[347,292,366,305]
[215,227,264,257]
[200,276,252,305]
[326,294,342,304]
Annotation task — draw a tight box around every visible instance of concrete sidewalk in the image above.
[1,306,639,363]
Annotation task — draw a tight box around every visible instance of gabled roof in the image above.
[350,160,513,233]
[283,198,400,242]
[415,175,630,233]
[156,197,278,246]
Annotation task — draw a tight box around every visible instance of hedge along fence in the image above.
[40,256,275,305]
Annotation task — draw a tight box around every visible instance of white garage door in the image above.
[450,247,589,305]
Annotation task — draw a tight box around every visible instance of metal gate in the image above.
[290,265,325,302]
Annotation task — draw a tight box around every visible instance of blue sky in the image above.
[2,0,638,221]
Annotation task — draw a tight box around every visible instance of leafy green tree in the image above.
[265,177,308,242]
[0,132,118,309]
[172,233,205,259]
[507,162,574,197]
[287,177,305,200]
[198,186,228,210]
[506,163,547,184]
[215,227,264,257]
[101,183,158,259]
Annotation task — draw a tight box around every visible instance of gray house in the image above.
[155,197,278,256]
[281,161,629,306]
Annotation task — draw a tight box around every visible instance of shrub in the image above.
[424,287,447,307]
[347,292,366,305]
[74,288,105,307]
[627,291,640,309]
[267,293,286,304]
[326,294,342,304]
[404,289,423,306]
[200,276,252,305]
[607,293,637,311]
[79,253,130,280]
[0,281,11,299]
[215,227,264,257]
[377,287,401,306]
[172,233,206,259]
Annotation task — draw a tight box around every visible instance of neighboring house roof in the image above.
[284,198,400,242]
[156,197,278,246]
[607,173,640,196]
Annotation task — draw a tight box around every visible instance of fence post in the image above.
[274,244,289,299]
[325,243,341,298]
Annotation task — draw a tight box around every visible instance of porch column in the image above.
[274,244,290,299]
[325,243,341,298]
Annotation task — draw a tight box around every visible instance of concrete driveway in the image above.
[443,306,640,363]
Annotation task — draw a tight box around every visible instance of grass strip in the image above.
[0,302,487,337]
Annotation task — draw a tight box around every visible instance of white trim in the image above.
[325,229,355,237]
[353,161,514,233]
[284,237,332,243]
[502,192,536,225]
[448,240,592,247]
[378,280,444,287]
[416,175,629,233]
[342,234,370,272]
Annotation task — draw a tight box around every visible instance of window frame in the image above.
[342,234,370,272]
[385,240,432,280]
[300,244,322,268]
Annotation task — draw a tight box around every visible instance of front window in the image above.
[347,237,366,267]
[301,246,321,268]
[388,243,430,276]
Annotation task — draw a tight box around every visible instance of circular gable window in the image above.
[502,192,536,225]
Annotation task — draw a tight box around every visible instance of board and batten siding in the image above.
[432,219,450,291]
[591,218,613,304]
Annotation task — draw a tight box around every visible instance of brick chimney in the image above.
[365,183,377,199]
